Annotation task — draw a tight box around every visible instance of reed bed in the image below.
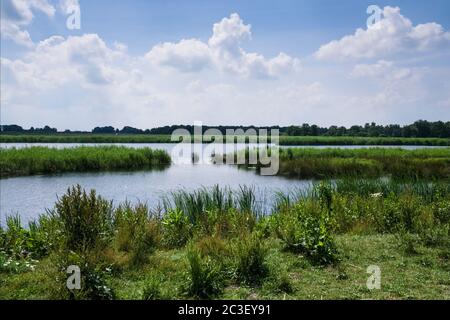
[228,147,450,179]
[0,146,171,178]
[279,136,450,146]
[1,134,449,146]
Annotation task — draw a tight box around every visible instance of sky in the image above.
[1,0,450,130]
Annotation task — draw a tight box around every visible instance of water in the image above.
[0,143,446,225]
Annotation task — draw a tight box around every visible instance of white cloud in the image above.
[0,23,33,47]
[146,13,300,79]
[2,34,126,89]
[113,41,128,52]
[59,0,80,13]
[146,39,212,72]
[315,6,450,60]
[1,11,449,130]
[350,60,412,81]
[0,0,56,47]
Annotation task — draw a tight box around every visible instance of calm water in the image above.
[0,143,446,225]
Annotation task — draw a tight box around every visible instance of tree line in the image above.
[1,120,449,138]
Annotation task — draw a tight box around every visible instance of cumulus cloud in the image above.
[315,6,450,60]
[146,39,212,72]
[1,10,449,129]
[0,0,56,47]
[2,34,126,89]
[146,13,300,78]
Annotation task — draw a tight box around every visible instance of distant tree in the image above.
[0,125,24,132]
[92,126,116,134]
[120,126,144,134]
[2,121,450,138]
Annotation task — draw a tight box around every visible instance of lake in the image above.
[0,143,445,225]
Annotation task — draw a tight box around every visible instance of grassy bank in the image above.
[0,146,171,178]
[1,133,449,146]
[1,182,449,299]
[230,147,450,179]
[279,136,450,146]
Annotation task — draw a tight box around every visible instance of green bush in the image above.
[380,194,422,233]
[185,246,223,299]
[231,232,268,285]
[432,199,450,225]
[275,201,338,265]
[162,209,192,248]
[0,250,38,274]
[54,185,113,252]
[419,224,450,248]
[58,251,115,300]
[396,231,421,255]
[0,215,49,259]
[194,235,229,262]
[114,202,161,266]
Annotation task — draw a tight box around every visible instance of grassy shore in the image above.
[1,182,449,299]
[229,147,450,179]
[0,146,171,178]
[1,133,449,146]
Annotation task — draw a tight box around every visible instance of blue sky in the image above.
[6,0,450,56]
[1,0,450,130]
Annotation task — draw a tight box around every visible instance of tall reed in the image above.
[0,146,171,177]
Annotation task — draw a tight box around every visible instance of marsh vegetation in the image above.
[1,181,449,299]
[0,146,171,178]
[228,147,450,179]
[1,134,449,146]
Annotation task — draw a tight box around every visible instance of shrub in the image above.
[185,246,223,299]
[396,231,421,255]
[432,199,450,225]
[315,181,333,212]
[54,185,113,252]
[194,235,228,262]
[380,194,422,233]
[114,202,161,266]
[0,215,49,259]
[255,215,277,238]
[419,224,450,248]
[0,250,38,273]
[275,200,338,265]
[162,209,192,248]
[58,251,115,300]
[231,232,268,285]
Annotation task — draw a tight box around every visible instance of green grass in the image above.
[230,147,450,179]
[0,146,171,178]
[0,182,449,299]
[0,134,175,144]
[1,235,449,299]
[278,135,450,146]
[1,133,449,146]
